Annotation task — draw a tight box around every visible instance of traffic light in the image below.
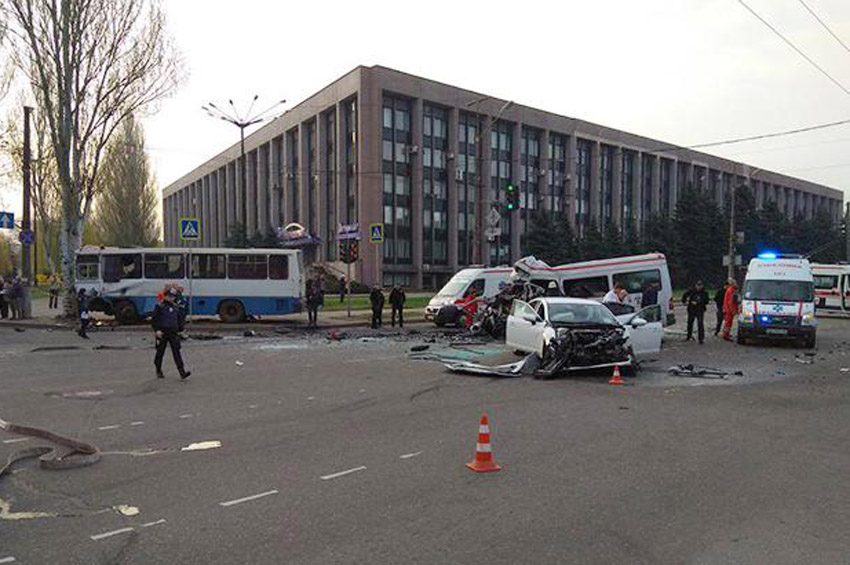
[338,241,347,262]
[505,183,520,211]
[349,241,360,262]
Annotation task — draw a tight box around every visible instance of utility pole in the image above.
[20,106,34,319]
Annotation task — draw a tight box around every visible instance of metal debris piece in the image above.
[666,364,738,379]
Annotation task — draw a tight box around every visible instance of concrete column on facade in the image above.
[316,119,328,262]
[539,129,551,213]
[298,122,311,229]
[477,116,491,266]
[510,121,522,263]
[410,98,424,288]
[209,173,219,246]
[335,103,347,233]
[281,133,292,225]
[246,150,258,235]
[633,152,643,227]
[358,77,383,286]
[270,138,282,232]
[162,197,169,245]
[669,159,679,214]
[257,144,269,236]
[224,164,235,240]
[201,175,210,247]
[232,160,243,235]
[588,140,601,227]
[565,134,578,232]
[651,157,661,215]
[447,107,460,270]
[611,148,623,227]
[686,162,695,191]
[216,168,226,245]
[186,183,195,248]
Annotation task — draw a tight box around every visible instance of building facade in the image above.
[163,65,845,288]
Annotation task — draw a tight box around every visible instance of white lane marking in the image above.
[97,425,121,431]
[307,396,315,401]
[90,527,135,541]
[130,421,145,426]
[178,414,193,419]
[181,441,221,451]
[219,489,279,507]
[2,438,29,444]
[0,556,16,564]
[248,404,258,409]
[141,518,167,528]
[399,451,422,460]
[320,466,367,481]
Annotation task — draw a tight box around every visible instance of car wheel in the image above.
[218,300,246,323]
[736,332,746,345]
[804,335,816,349]
[113,300,138,324]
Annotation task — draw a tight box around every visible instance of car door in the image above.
[506,300,545,354]
[626,305,664,354]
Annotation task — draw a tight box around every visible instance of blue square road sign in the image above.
[180,218,201,241]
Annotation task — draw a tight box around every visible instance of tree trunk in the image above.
[59,213,82,317]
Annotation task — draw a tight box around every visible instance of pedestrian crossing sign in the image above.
[369,223,384,243]
[180,218,201,241]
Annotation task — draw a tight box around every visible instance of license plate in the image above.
[766,328,788,335]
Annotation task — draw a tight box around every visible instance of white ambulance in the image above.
[811,263,850,313]
[737,253,817,347]
[424,266,513,323]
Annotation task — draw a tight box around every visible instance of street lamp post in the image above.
[203,97,286,236]
[465,97,513,266]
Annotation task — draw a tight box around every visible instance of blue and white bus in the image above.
[74,247,304,323]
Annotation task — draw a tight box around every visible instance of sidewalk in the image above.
[0,297,433,332]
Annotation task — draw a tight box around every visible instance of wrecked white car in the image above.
[505,297,663,377]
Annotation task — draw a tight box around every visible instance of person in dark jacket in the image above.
[713,285,726,336]
[641,280,659,308]
[77,288,91,339]
[339,276,347,303]
[389,284,406,328]
[305,278,323,328]
[151,287,191,380]
[681,280,709,344]
[369,286,385,329]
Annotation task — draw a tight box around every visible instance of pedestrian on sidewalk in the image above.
[369,285,385,329]
[339,276,346,303]
[9,276,23,320]
[305,276,323,328]
[722,278,740,342]
[713,284,726,336]
[152,287,191,380]
[48,274,60,309]
[682,280,709,344]
[76,288,91,339]
[0,277,8,319]
[389,284,406,328]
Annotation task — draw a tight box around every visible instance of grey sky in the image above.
[2,0,850,215]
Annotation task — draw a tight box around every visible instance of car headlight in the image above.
[801,312,816,326]
[739,304,754,324]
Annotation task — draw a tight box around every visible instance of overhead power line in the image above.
[796,0,850,57]
[737,0,850,99]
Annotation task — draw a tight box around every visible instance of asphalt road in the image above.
[1,314,849,564]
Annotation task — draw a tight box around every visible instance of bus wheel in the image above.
[113,300,138,324]
[219,300,246,323]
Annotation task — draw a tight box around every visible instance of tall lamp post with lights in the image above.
[202,96,286,233]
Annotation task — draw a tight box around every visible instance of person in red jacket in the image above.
[455,289,480,328]
[721,277,739,341]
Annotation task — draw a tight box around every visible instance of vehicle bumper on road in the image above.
[738,323,815,340]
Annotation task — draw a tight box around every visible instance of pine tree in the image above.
[578,220,608,260]
[673,186,725,287]
[224,223,250,248]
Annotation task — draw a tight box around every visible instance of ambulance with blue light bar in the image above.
[737,253,817,347]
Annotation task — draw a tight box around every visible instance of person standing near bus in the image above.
[77,288,91,339]
[389,284,406,328]
[721,278,739,342]
[305,276,322,328]
[152,287,191,380]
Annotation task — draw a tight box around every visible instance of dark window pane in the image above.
[269,255,289,280]
[144,254,185,279]
[563,276,609,298]
[103,254,142,282]
[613,269,661,294]
[76,254,100,280]
[191,254,226,279]
[228,254,268,279]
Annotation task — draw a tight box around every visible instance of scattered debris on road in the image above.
[235,360,244,367]
[181,441,222,452]
[667,364,743,379]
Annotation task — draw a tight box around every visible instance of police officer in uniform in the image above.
[152,288,191,379]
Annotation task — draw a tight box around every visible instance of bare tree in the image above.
[91,114,160,247]
[1,0,182,314]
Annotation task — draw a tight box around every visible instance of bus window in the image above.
[563,276,608,298]
[228,254,268,279]
[103,254,141,283]
[191,254,226,279]
[145,253,185,279]
[269,255,289,280]
[76,255,100,281]
[613,269,661,294]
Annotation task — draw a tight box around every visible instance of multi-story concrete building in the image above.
[163,65,844,288]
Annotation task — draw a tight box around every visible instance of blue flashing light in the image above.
[760,316,770,323]
[757,252,778,260]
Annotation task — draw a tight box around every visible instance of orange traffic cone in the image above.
[609,365,624,385]
[466,414,501,473]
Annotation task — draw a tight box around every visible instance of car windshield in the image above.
[547,302,620,325]
[436,279,472,297]
[743,279,814,302]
